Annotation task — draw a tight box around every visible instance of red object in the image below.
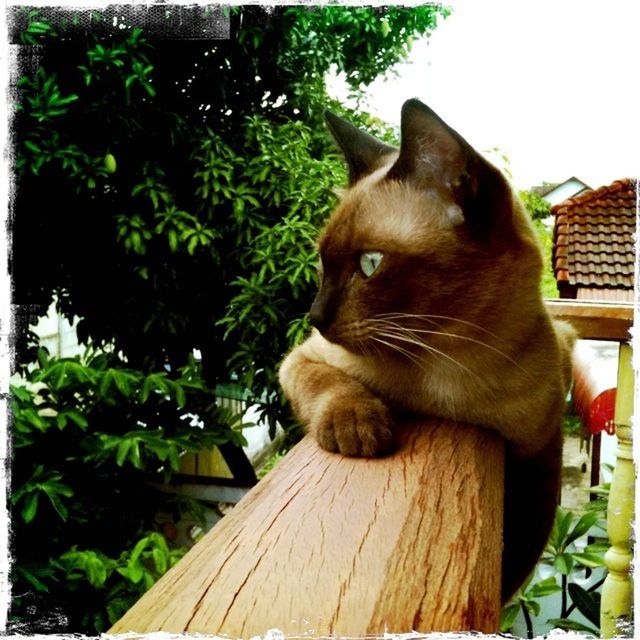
[585,387,616,435]
[572,363,616,435]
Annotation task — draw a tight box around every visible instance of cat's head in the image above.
[311,99,542,355]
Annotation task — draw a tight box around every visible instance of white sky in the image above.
[329,0,640,190]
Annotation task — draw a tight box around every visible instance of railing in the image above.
[601,343,634,637]
[110,420,504,635]
[109,300,633,637]
[547,299,634,638]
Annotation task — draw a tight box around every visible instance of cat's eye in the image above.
[359,251,384,277]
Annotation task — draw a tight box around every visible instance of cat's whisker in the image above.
[369,318,446,348]
[367,337,386,361]
[369,319,453,355]
[375,322,507,379]
[370,318,530,377]
[373,312,447,333]
[374,312,509,346]
[370,335,432,374]
[374,328,478,378]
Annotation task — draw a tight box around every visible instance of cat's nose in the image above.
[309,304,330,332]
[309,284,337,333]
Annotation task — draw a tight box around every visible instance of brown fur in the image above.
[279,100,576,601]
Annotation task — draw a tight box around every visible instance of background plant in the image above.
[501,483,611,638]
[518,189,558,298]
[10,346,240,631]
[9,5,448,633]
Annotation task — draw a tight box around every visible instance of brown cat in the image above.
[278,99,576,601]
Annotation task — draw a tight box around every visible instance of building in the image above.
[532,176,591,207]
[552,178,636,302]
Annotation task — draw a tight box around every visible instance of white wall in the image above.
[543,178,589,206]
[31,301,82,359]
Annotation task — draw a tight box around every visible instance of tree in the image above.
[518,190,558,298]
[9,5,448,633]
[520,190,552,222]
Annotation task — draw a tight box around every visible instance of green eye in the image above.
[359,251,384,277]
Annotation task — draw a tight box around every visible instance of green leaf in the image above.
[529,576,562,598]
[129,536,150,565]
[142,571,155,590]
[99,369,115,397]
[51,93,78,107]
[66,409,89,429]
[555,509,574,547]
[548,618,599,636]
[86,555,108,587]
[500,603,520,632]
[116,440,132,466]
[52,362,68,390]
[568,583,600,626]
[24,408,48,430]
[554,553,574,575]
[21,492,39,523]
[167,447,180,471]
[525,599,541,617]
[14,565,50,592]
[566,511,600,545]
[175,385,186,408]
[571,551,606,568]
[168,229,178,252]
[152,547,167,574]
[44,488,69,521]
[24,139,40,152]
[27,21,53,33]
[129,441,143,469]
[127,561,144,584]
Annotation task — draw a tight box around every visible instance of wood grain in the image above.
[110,419,504,636]
[545,299,633,341]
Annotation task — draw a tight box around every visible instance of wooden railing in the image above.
[110,420,504,635]
[548,299,634,638]
[109,300,633,637]
[545,299,633,340]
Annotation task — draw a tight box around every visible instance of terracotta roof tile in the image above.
[551,178,637,290]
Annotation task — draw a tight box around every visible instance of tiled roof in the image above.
[552,178,637,290]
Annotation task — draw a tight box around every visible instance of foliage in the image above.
[10,346,239,631]
[563,411,585,436]
[501,490,610,638]
[520,190,551,222]
[518,188,559,299]
[10,4,448,633]
[533,217,559,299]
[257,450,288,480]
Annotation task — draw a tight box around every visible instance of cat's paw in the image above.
[313,393,395,457]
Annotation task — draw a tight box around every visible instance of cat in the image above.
[278,98,576,602]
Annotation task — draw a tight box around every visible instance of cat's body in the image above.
[279,99,575,601]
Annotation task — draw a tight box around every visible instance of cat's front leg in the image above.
[279,337,395,457]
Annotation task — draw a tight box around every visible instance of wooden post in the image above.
[601,343,635,637]
[109,418,504,636]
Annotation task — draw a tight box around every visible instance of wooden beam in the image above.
[545,300,633,341]
[110,419,504,636]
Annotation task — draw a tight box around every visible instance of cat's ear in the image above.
[324,110,397,186]
[387,99,510,232]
